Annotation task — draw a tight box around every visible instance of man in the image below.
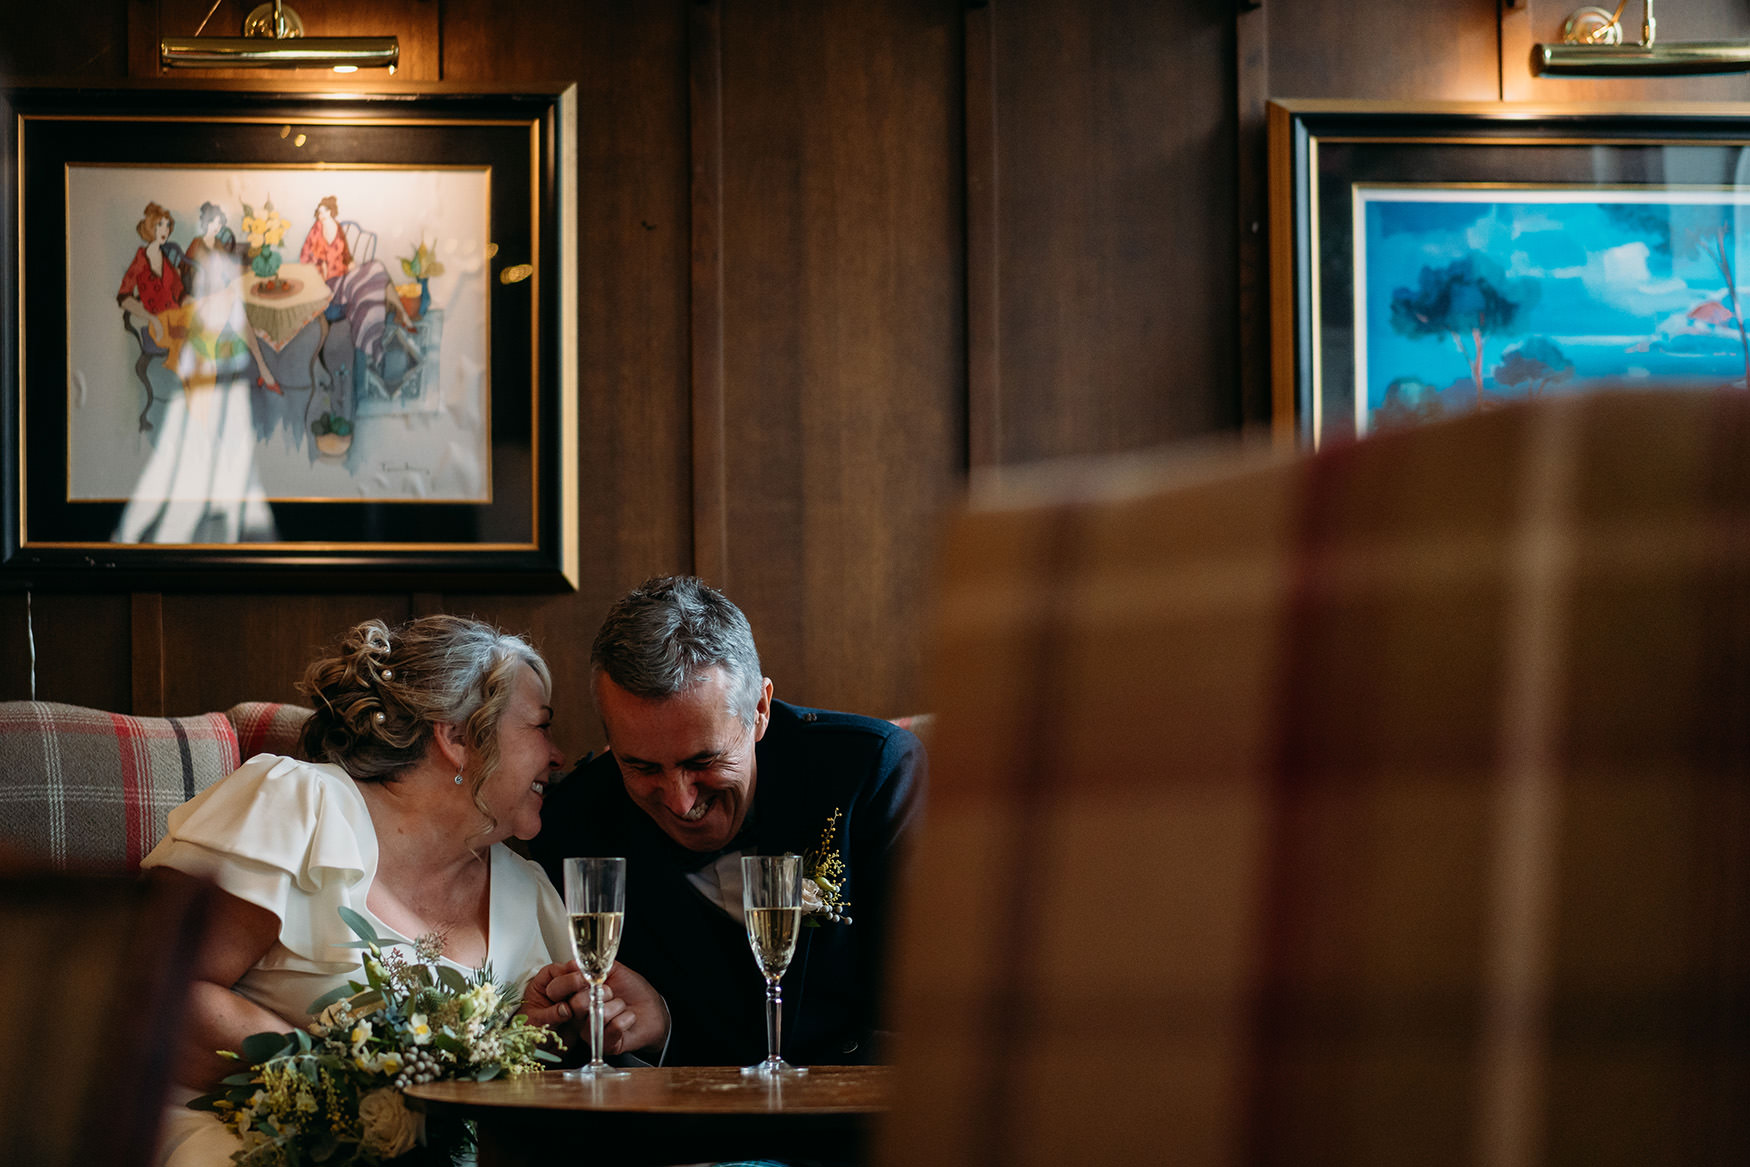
[532,575,925,1067]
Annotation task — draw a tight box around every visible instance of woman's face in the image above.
[316,203,334,223]
[204,214,224,241]
[475,663,565,843]
[153,216,172,243]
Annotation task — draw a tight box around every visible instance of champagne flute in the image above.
[741,853,808,1078]
[563,856,630,1079]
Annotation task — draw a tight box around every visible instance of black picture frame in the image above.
[1,82,577,591]
[1269,100,1750,447]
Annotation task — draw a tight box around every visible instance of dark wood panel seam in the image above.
[1235,0,1272,432]
[689,0,729,585]
[130,591,164,715]
[963,1,999,470]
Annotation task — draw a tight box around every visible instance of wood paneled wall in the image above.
[4,0,1749,753]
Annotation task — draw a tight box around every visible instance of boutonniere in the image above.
[801,807,851,926]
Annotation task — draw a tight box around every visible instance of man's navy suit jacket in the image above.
[531,699,924,1067]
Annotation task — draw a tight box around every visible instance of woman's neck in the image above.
[357,773,495,877]
[355,772,497,965]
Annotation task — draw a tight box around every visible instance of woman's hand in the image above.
[520,959,670,1059]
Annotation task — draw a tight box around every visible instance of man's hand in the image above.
[602,961,670,1057]
[519,959,670,1058]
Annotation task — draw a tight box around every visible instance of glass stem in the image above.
[589,980,606,1067]
[765,975,783,1064]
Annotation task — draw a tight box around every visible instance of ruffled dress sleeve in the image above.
[485,844,573,1000]
[140,754,378,976]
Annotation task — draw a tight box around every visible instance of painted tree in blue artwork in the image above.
[1388,254,1536,404]
[1603,202,1750,389]
[1494,336,1575,397]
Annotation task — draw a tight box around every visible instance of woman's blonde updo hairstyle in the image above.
[296,615,551,800]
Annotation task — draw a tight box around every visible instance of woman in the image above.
[111,201,280,546]
[117,201,190,374]
[143,615,667,1167]
[182,202,278,394]
[297,194,417,374]
[298,194,352,282]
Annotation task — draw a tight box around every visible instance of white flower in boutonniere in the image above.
[802,807,853,927]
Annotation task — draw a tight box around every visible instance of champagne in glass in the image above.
[563,857,631,1079]
[741,854,808,1078]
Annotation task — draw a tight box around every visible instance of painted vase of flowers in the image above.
[242,200,291,287]
[398,241,445,322]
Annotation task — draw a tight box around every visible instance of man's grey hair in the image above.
[590,575,764,726]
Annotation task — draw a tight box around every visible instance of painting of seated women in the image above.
[111,200,277,546]
[298,195,419,377]
[116,201,193,375]
[183,202,277,393]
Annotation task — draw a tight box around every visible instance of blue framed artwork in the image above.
[1270,102,1750,446]
[1,82,578,591]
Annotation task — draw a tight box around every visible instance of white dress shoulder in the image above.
[141,754,570,1167]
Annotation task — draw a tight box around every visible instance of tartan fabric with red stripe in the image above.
[225,701,311,761]
[0,701,312,873]
[0,703,240,872]
[882,392,1749,1167]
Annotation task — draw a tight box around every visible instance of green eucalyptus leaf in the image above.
[436,965,469,993]
[240,1031,293,1065]
[336,905,380,945]
[306,982,354,1012]
[431,1033,468,1055]
[220,1072,259,1086]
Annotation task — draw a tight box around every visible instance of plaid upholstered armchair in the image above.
[880,391,1749,1167]
[0,700,310,871]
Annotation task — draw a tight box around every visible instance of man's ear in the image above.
[751,678,774,742]
[433,721,468,773]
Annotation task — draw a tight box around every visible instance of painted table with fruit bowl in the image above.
[242,262,332,350]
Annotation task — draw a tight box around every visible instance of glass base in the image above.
[740,1058,808,1079]
[565,1061,631,1080]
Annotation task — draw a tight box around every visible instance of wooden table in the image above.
[407,1065,891,1167]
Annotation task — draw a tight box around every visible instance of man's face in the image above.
[598,666,771,852]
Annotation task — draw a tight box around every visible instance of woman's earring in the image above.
[453,772,464,786]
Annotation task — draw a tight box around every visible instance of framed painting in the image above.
[1270,100,1750,446]
[1,82,577,589]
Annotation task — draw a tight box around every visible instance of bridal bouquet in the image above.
[191,907,561,1166]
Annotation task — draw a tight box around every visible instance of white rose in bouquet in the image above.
[357,1087,420,1158]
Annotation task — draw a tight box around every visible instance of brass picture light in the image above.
[1534,0,1750,76]
[160,1,398,71]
